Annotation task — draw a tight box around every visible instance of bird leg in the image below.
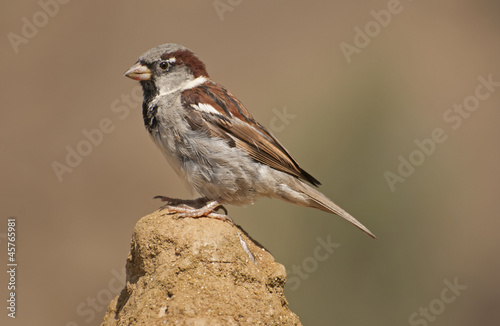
[154,196,232,223]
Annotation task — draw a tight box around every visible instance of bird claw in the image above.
[155,197,232,223]
[178,211,233,223]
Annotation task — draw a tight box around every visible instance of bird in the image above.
[124,43,375,238]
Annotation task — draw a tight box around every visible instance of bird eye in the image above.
[159,61,169,70]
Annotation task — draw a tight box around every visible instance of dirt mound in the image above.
[101,210,302,326]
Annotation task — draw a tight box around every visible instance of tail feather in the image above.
[298,183,377,239]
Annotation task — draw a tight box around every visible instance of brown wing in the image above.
[181,81,321,186]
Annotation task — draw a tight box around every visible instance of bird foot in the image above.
[154,196,232,223]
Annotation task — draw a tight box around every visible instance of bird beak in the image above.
[124,62,152,81]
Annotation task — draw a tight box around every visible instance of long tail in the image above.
[292,181,377,239]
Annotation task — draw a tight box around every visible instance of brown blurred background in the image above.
[1,1,499,325]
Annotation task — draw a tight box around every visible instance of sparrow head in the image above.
[124,43,209,96]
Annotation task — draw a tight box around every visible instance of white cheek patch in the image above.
[191,103,220,115]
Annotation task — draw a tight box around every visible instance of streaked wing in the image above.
[181,81,321,186]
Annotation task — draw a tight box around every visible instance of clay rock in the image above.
[101,210,302,326]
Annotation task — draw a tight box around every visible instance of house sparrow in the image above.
[124,43,375,238]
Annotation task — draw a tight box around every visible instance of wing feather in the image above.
[181,82,321,186]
